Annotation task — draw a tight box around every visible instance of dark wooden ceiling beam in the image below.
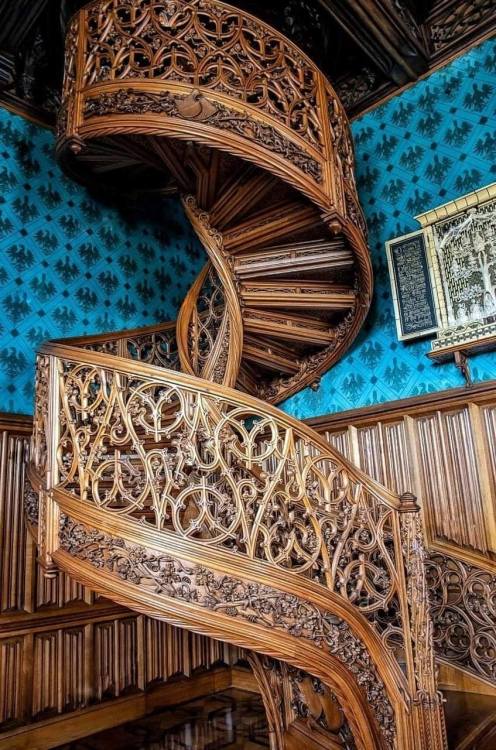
[0,0,49,89]
[317,0,430,84]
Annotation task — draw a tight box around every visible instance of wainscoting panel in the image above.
[309,382,496,567]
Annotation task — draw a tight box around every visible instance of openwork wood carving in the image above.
[50,348,405,652]
[28,2,448,748]
[56,0,373,404]
[426,551,496,683]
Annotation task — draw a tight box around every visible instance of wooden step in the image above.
[243,335,300,374]
[223,202,319,253]
[210,167,280,229]
[243,309,335,345]
[234,239,353,279]
[240,280,355,310]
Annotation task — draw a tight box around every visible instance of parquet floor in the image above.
[55,689,269,750]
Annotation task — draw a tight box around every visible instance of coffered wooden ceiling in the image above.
[0,0,494,125]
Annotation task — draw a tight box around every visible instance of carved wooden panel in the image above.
[62,627,86,712]
[32,632,59,718]
[356,425,386,486]
[0,638,24,726]
[0,430,29,613]
[35,565,89,610]
[324,429,351,461]
[482,404,496,501]
[117,617,139,694]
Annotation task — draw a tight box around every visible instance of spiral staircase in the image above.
[26,1,448,748]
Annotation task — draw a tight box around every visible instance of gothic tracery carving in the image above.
[426,552,496,682]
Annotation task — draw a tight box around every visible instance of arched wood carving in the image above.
[28,2,448,748]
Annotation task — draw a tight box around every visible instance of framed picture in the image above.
[385,230,439,341]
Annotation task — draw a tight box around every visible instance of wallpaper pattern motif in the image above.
[282,37,496,419]
[0,110,204,415]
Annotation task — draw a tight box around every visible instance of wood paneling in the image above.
[308,382,496,567]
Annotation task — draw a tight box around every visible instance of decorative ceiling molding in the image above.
[317,0,429,85]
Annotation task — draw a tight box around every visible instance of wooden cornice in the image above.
[317,0,429,85]
[0,411,33,434]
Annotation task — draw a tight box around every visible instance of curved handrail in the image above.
[33,338,411,655]
[31,338,447,749]
[180,195,243,387]
[38,339,401,510]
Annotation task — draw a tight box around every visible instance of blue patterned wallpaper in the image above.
[2,38,496,419]
[282,37,496,420]
[0,109,205,415]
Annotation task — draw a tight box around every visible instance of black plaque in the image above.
[387,231,438,340]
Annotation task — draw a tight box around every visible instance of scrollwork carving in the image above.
[53,353,406,659]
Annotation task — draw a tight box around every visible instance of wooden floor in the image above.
[54,690,269,750]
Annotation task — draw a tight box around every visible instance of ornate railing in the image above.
[59,0,365,218]
[29,339,446,750]
[25,2,451,748]
[55,0,373,404]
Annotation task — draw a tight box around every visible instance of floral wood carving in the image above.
[83,88,323,182]
[429,0,496,54]
[59,513,396,747]
[24,482,40,527]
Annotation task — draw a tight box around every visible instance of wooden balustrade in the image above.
[22,2,452,748]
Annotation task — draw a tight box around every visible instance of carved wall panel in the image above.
[0,427,29,613]
[0,638,24,726]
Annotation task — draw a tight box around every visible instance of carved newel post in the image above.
[30,353,60,578]
[399,492,447,750]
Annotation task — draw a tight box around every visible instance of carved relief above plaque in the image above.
[386,183,496,369]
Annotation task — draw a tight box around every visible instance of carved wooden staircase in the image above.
[27,1,447,748]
